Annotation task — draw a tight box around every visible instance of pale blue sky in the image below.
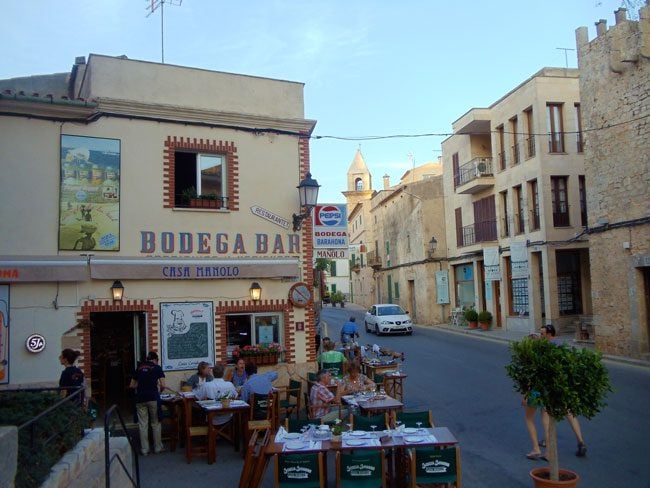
[0,0,629,202]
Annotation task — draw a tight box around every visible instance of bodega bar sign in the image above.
[90,258,299,280]
[315,249,349,259]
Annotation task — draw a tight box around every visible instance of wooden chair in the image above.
[278,379,302,420]
[394,410,434,428]
[275,451,325,487]
[408,445,462,487]
[160,401,180,451]
[251,429,272,488]
[336,449,386,488]
[248,391,279,440]
[238,429,259,488]
[350,413,389,431]
[182,397,209,464]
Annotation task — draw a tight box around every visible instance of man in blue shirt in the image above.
[340,317,359,345]
[129,351,166,455]
[239,362,278,404]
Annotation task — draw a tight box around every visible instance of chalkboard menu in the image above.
[160,302,214,371]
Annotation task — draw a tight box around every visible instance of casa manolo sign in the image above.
[483,246,501,281]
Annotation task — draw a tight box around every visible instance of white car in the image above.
[364,304,413,335]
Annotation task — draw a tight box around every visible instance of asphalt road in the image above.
[322,304,650,487]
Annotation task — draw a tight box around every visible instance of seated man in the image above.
[194,363,237,426]
[317,340,346,378]
[309,369,343,422]
[239,362,278,407]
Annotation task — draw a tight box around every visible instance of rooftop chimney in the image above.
[383,174,390,190]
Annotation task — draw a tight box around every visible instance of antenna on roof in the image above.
[146,0,182,64]
[556,47,575,68]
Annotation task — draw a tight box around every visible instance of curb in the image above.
[423,323,650,369]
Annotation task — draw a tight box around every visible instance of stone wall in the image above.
[576,4,650,358]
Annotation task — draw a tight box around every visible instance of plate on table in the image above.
[283,433,301,440]
[346,439,366,447]
[403,428,418,434]
[160,394,174,400]
[404,436,425,443]
[285,441,307,450]
[350,431,367,437]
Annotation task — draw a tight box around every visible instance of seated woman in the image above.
[185,361,214,389]
[342,360,375,395]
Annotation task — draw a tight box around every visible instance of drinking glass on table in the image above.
[370,424,377,436]
[416,421,423,432]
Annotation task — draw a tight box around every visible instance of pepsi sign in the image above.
[315,205,344,226]
[313,204,348,249]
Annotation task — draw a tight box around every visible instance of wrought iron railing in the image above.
[458,220,498,247]
[497,151,506,170]
[530,209,541,231]
[174,192,229,209]
[104,404,140,488]
[511,143,520,165]
[525,136,536,158]
[454,157,493,187]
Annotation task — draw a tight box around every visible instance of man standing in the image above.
[195,363,238,426]
[340,317,359,345]
[130,351,166,456]
[309,369,343,421]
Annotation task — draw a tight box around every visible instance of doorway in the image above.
[90,311,146,416]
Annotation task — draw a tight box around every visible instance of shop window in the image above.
[226,313,283,360]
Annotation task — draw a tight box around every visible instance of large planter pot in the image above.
[479,321,491,330]
[530,467,579,488]
[468,321,478,329]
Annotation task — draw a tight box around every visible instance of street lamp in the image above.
[292,172,320,231]
[249,282,262,302]
[428,236,438,258]
[110,280,124,302]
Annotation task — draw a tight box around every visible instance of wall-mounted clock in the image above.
[289,282,312,308]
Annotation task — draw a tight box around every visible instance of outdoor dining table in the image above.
[267,425,459,488]
[362,360,400,380]
[196,398,250,464]
[342,393,404,417]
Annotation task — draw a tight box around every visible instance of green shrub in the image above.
[463,308,478,321]
[0,391,86,488]
[478,310,492,322]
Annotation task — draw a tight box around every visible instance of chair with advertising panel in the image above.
[286,417,314,433]
[275,451,325,488]
[336,449,386,488]
[248,391,279,438]
[394,410,434,429]
[408,445,462,488]
[182,397,209,464]
[322,361,344,379]
[349,413,389,431]
[159,401,180,452]
[278,379,302,420]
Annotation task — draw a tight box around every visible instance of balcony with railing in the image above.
[457,220,498,247]
[366,251,382,269]
[497,151,506,171]
[530,209,541,231]
[525,135,536,158]
[513,212,525,234]
[454,157,494,194]
[511,143,520,165]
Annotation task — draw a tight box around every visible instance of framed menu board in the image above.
[160,301,214,371]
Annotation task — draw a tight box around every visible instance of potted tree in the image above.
[464,308,478,329]
[478,310,492,330]
[505,337,611,487]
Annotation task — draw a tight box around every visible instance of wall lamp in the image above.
[292,172,320,231]
[249,282,262,302]
[110,280,124,302]
[427,236,438,258]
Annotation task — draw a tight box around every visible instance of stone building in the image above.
[576,5,650,358]
[441,68,591,333]
[0,54,318,406]
[369,165,449,325]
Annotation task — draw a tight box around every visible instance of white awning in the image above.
[0,256,89,282]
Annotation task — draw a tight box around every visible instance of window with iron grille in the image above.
[551,176,570,226]
[511,278,529,315]
[529,179,540,230]
[510,116,520,165]
[514,185,524,234]
[524,106,535,158]
[556,251,583,315]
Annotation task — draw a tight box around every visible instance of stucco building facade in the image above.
[0,55,318,406]
[576,5,650,358]
[441,68,591,334]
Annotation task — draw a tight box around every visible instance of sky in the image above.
[0,0,634,203]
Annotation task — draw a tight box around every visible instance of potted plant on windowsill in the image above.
[505,337,612,487]
[464,308,478,329]
[181,186,221,209]
[478,310,492,330]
